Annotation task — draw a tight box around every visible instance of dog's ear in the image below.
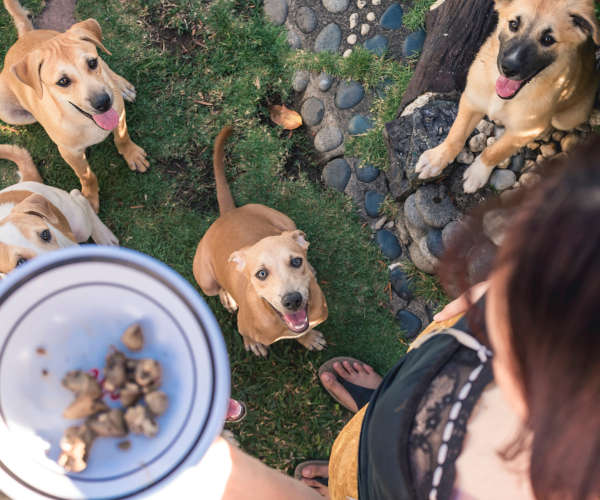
[11,51,44,99]
[228,250,247,271]
[67,19,111,55]
[570,7,600,45]
[12,194,60,226]
[283,230,310,251]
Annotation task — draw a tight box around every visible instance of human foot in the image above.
[319,357,382,413]
[295,461,329,498]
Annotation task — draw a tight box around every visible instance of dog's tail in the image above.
[4,0,34,38]
[213,126,235,214]
[0,145,42,183]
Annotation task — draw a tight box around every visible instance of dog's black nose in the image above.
[91,92,111,113]
[282,292,303,311]
[500,46,524,78]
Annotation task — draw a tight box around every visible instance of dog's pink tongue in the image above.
[284,309,308,329]
[496,76,523,99]
[92,108,119,130]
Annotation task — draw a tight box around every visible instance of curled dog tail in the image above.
[213,126,235,214]
[4,0,34,38]
[0,144,42,183]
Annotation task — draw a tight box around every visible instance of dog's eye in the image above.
[16,257,28,267]
[255,269,269,281]
[40,229,51,242]
[540,32,556,47]
[290,257,303,268]
[508,18,520,32]
[56,77,71,87]
[88,58,98,70]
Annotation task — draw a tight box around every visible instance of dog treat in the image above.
[62,370,102,399]
[87,409,127,438]
[124,405,158,437]
[104,350,127,392]
[120,381,142,407]
[134,359,162,389]
[145,391,168,416]
[63,395,108,420]
[121,323,144,351]
[117,440,131,451]
[58,425,96,473]
[36,346,47,355]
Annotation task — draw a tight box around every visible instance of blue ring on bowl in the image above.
[0,246,230,499]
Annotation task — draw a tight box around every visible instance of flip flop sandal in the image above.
[318,357,376,413]
[225,398,247,423]
[294,460,329,487]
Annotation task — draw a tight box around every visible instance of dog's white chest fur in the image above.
[0,202,15,220]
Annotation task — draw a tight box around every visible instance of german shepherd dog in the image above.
[415,0,599,193]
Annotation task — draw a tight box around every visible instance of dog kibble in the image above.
[145,391,169,416]
[121,323,144,351]
[124,405,158,437]
[87,409,127,437]
[117,440,131,451]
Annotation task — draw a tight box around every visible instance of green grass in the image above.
[403,0,436,31]
[0,0,406,471]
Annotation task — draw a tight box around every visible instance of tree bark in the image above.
[400,0,498,111]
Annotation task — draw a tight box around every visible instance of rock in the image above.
[523,159,536,172]
[356,163,380,182]
[575,123,591,133]
[314,126,344,152]
[347,33,357,44]
[426,228,445,258]
[476,119,494,136]
[402,29,426,58]
[418,236,440,267]
[519,172,541,188]
[509,153,525,173]
[317,73,334,92]
[287,30,302,49]
[350,12,358,28]
[385,220,394,229]
[357,0,366,8]
[322,158,351,191]
[467,239,496,284]
[552,131,565,142]
[361,23,370,35]
[409,241,436,274]
[364,34,388,56]
[498,157,511,169]
[483,208,510,246]
[414,184,458,228]
[335,81,365,109]
[486,136,496,147]
[395,216,411,245]
[540,143,557,158]
[589,109,600,127]
[404,193,428,230]
[292,70,309,92]
[348,114,373,135]
[396,310,422,341]
[295,6,317,33]
[376,230,402,259]
[560,133,579,153]
[456,149,475,164]
[536,154,544,164]
[323,0,349,13]
[441,220,464,250]
[538,130,552,142]
[343,49,353,58]
[494,126,505,138]
[375,216,387,230]
[314,23,342,53]
[264,0,288,25]
[373,0,382,4]
[527,141,540,150]
[380,3,403,29]
[301,97,325,126]
[390,267,413,300]
[489,169,516,191]
[367,12,376,21]
[365,190,385,217]
[468,133,486,153]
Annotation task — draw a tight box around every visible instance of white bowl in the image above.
[0,246,230,499]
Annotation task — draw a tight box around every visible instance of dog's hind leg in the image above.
[0,78,36,125]
[3,0,33,38]
[0,144,42,182]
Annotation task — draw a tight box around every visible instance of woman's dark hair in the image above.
[439,136,600,500]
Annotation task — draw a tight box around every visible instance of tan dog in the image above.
[0,144,118,275]
[0,0,148,212]
[193,127,328,356]
[415,0,599,193]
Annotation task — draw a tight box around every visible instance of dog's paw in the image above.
[121,143,149,173]
[243,337,269,357]
[120,84,136,103]
[82,189,100,214]
[93,223,119,246]
[415,145,451,179]
[219,289,238,313]
[463,156,494,193]
[297,329,327,351]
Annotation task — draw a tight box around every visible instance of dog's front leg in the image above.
[296,329,327,351]
[112,92,149,173]
[58,146,100,213]
[463,130,539,193]
[415,95,484,179]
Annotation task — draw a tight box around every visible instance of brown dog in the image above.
[193,127,328,356]
[0,0,148,212]
[415,0,599,193]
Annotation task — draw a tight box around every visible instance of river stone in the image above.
[426,228,445,258]
[509,153,525,173]
[301,97,325,126]
[296,6,317,33]
[264,0,288,25]
[292,70,310,92]
[322,158,351,191]
[364,34,388,56]
[317,73,334,91]
[315,23,342,53]
[404,193,428,230]
[396,310,422,340]
[348,114,373,135]
[376,230,402,259]
[323,0,349,13]
[415,184,458,228]
[409,241,436,274]
[314,126,343,152]
[335,81,365,109]
[469,133,486,153]
[402,29,425,58]
[390,267,413,300]
[489,169,516,191]
[380,2,403,29]
[356,163,380,182]
[365,190,385,217]
[287,29,302,49]
[442,220,464,249]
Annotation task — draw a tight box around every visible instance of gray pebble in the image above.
[335,81,365,109]
[356,163,380,182]
[364,34,388,56]
[301,97,325,126]
[314,126,343,152]
[415,184,458,228]
[469,133,486,153]
[476,119,494,136]
[489,169,516,191]
[380,3,404,29]
[322,0,349,13]
[264,0,288,25]
[426,228,445,259]
[314,23,342,53]
[317,73,334,91]
[287,30,302,49]
[292,70,309,92]
[365,190,385,217]
[509,153,525,173]
[296,6,317,33]
[403,193,428,230]
[322,158,351,191]
[348,114,373,135]
[456,149,475,164]
[409,241,436,274]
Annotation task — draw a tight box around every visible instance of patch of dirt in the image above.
[35,0,76,32]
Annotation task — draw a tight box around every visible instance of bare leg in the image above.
[58,145,100,213]
[112,90,149,173]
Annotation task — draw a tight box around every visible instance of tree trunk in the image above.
[400,0,497,111]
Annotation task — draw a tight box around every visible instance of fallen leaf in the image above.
[269,104,303,130]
